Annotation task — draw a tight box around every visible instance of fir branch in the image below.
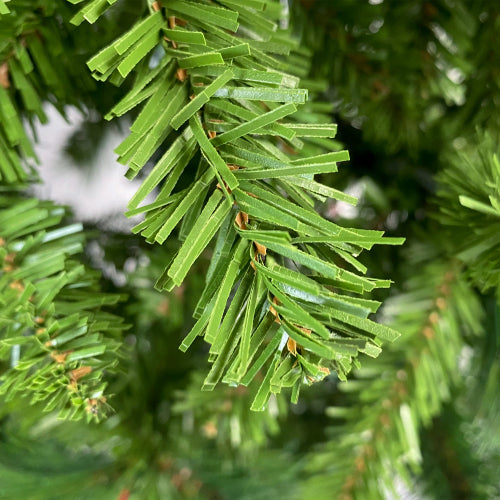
[0,0,129,183]
[172,371,287,453]
[303,250,483,499]
[0,428,113,500]
[67,0,404,408]
[420,405,492,500]
[0,1,94,182]
[452,4,500,134]
[437,131,500,298]
[0,189,127,421]
[297,0,478,152]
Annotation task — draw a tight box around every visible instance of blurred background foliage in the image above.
[1,0,500,499]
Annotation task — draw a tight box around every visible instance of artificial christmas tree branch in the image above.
[295,0,478,153]
[0,190,126,421]
[0,1,499,498]
[65,0,404,409]
[437,131,500,298]
[0,2,97,182]
[304,250,482,499]
[0,1,142,184]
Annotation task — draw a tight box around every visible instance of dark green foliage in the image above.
[297,0,500,159]
[437,131,500,297]
[419,297,500,500]
[0,1,94,181]
[0,429,114,500]
[0,0,141,183]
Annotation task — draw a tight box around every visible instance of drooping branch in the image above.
[66,0,404,409]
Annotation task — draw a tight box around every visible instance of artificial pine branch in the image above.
[296,0,478,153]
[0,1,498,498]
[65,0,404,409]
[419,295,500,500]
[0,189,126,421]
[452,3,500,134]
[172,370,287,453]
[420,405,492,500]
[303,247,483,499]
[0,428,113,500]
[437,131,500,298]
[0,1,98,182]
[0,1,147,184]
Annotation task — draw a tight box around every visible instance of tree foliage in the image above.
[52,0,403,408]
[0,190,125,420]
[1,1,500,499]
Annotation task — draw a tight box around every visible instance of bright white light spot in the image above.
[447,67,465,84]
[11,345,20,368]
[385,211,399,230]
[329,181,363,220]
[369,18,384,33]
[458,345,474,373]
[268,394,279,417]
[430,23,458,54]
[124,257,137,273]
[279,0,290,29]
[230,415,241,447]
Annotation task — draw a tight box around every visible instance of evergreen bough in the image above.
[1,1,500,499]
[49,0,402,410]
[0,189,125,420]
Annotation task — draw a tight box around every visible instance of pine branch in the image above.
[0,189,127,421]
[0,1,130,184]
[303,247,483,499]
[419,405,497,500]
[437,131,500,298]
[297,0,478,152]
[418,296,500,500]
[105,246,289,459]
[0,1,94,183]
[67,0,404,409]
[453,4,500,134]
[0,428,113,500]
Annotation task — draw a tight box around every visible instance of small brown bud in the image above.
[429,312,439,325]
[287,337,297,356]
[422,326,434,339]
[435,297,446,310]
[70,366,93,382]
[175,68,187,82]
[0,63,10,89]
